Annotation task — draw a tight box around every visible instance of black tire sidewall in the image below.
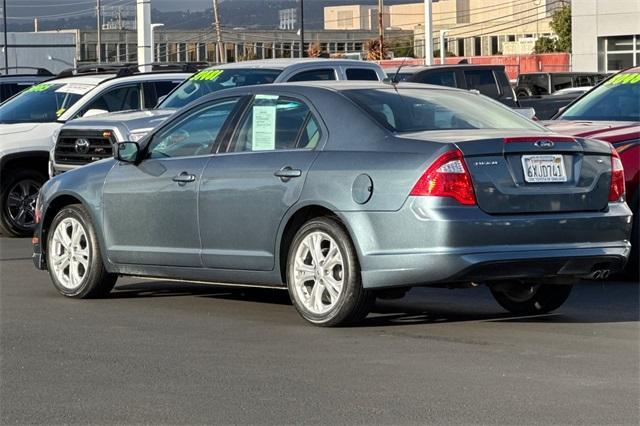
[0,169,46,237]
[287,217,362,326]
[491,284,573,315]
[46,204,104,298]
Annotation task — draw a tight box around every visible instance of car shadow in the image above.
[110,280,639,326]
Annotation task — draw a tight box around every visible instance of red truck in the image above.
[545,67,640,277]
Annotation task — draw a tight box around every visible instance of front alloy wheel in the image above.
[46,204,117,298]
[287,217,373,326]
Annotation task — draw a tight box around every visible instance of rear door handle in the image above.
[172,172,196,184]
[274,166,302,181]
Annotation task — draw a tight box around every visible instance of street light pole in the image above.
[299,0,304,58]
[96,0,101,63]
[423,0,433,65]
[150,23,164,63]
[3,0,8,74]
[439,29,448,65]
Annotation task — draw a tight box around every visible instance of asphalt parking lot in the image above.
[1,236,638,425]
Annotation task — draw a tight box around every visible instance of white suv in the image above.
[0,66,190,236]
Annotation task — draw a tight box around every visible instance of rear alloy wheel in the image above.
[46,204,117,298]
[0,169,46,237]
[490,282,573,315]
[287,217,373,326]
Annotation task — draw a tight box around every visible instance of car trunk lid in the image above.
[400,129,612,214]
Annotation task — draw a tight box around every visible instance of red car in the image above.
[546,67,639,276]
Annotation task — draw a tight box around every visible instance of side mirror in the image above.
[116,142,140,163]
[155,95,167,107]
[513,107,537,120]
[83,108,108,118]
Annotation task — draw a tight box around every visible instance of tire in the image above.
[286,217,374,326]
[46,204,117,298]
[516,88,533,99]
[0,169,46,237]
[490,282,573,315]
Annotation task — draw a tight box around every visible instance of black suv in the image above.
[387,64,517,107]
[515,72,607,98]
[0,67,54,102]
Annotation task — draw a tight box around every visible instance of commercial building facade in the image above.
[572,0,640,72]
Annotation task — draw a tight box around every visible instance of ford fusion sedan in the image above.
[33,82,632,326]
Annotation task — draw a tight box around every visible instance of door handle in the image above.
[274,166,302,181]
[172,172,196,184]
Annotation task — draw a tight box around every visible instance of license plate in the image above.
[521,154,567,183]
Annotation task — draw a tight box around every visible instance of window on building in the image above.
[337,11,354,29]
[474,37,481,56]
[457,39,465,56]
[491,36,499,55]
[601,35,639,72]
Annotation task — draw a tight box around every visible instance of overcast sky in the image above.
[5,0,216,19]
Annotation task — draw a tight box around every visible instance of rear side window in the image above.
[84,84,141,114]
[417,70,457,88]
[287,69,336,82]
[551,75,573,92]
[464,69,500,98]
[345,68,379,81]
[230,95,320,152]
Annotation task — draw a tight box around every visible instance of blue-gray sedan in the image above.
[33,82,632,326]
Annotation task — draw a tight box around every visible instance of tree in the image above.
[550,5,571,52]
[534,36,558,54]
[365,38,388,60]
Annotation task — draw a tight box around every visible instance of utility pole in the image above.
[96,0,102,63]
[3,0,8,74]
[378,0,384,60]
[423,0,433,65]
[212,0,224,63]
[299,0,305,58]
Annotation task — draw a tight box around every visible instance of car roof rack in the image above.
[56,63,137,78]
[1,67,54,76]
[143,61,212,73]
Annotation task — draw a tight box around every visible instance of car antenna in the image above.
[392,57,408,84]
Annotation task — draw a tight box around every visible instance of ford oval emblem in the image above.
[535,140,555,149]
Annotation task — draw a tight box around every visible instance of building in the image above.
[279,8,297,31]
[324,5,390,31]
[325,0,561,57]
[572,0,640,72]
[65,28,413,65]
[0,32,76,74]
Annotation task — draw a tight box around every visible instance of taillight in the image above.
[410,149,476,205]
[608,148,625,202]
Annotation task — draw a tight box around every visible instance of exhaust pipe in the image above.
[581,269,611,280]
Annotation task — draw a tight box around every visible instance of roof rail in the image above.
[140,62,212,73]
[56,63,137,78]
[1,66,54,76]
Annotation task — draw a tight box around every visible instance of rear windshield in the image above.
[159,68,282,109]
[0,82,91,123]
[559,72,640,122]
[344,88,543,132]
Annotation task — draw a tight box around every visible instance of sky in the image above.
[4,0,217,19]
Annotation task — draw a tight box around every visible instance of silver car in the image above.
[33,82,632,326]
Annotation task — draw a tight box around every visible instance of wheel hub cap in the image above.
[49,217,90,290]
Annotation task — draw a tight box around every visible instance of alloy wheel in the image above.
[5,179,40,230]
[292,231,344,315]
[50,217,90,290]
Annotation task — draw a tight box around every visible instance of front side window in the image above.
[230,96,320,152]
[83,84,141,114]
[287,69,336,82]
[559,72,640,122]
[464,69,500,98]
[0,82,93,123]
[147,98,239,159]
[159,68,282,109]
[344,88,544,133]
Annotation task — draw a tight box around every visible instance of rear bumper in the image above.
[343,198,633,289]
